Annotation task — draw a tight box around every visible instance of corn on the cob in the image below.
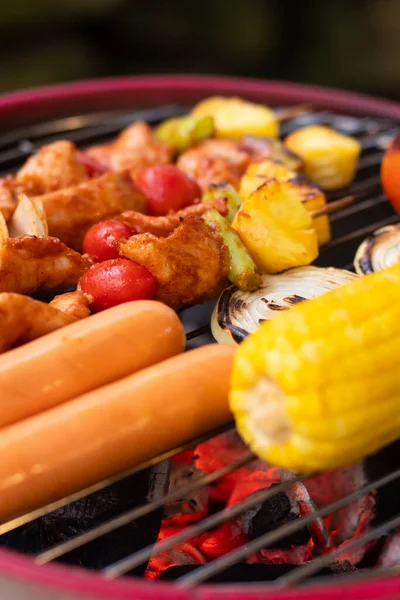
[232,179,318,273]
[192,96,278,139]
[239,160,331,246]
[285,125,361,190]
[230,264,400,473]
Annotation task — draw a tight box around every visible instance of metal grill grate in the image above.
[0,104,399,589]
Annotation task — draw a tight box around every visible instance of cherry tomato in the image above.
[83,220,133,262]
[80,258,157,312]
[76,151,108,178]
[381,132,400,212]
[136,164,201,216]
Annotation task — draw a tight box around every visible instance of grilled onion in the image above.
[211,266,357,345]
[354,223,400,275]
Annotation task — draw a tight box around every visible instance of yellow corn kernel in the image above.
[232,179,318,273]
[230,264,400,473]
[285,125,361,190]
[192,96,278,139]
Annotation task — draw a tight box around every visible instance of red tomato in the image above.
[136,164,201,216]
[381,132,400,212]
[83,220,133,262]
[76,151,108,178]
[80,258,157,312]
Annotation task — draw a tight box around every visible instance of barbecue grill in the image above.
[1,75,400,600]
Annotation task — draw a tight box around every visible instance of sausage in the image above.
[0,344,234,521]
[0,300,185,429]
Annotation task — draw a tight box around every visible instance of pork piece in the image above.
[38,172,147,249]
[49,290,92,320]
[87,122,174,179]
[0,176,17,221]
[119,215,229,309]
[16,141,89,196]
[119,198,228,238]
[177,139,251,190]
[0,293,77,354]
[0,235,91,295]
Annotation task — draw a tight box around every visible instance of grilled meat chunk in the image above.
[0,292,77,354]
[16,141,89,196]
[0,235,91,295]
[119,199,229,238]
[177,139,250,190]
[49,290,92,320]
[87,122,174,179]
[119,215,229,309]
[38,172,146,249]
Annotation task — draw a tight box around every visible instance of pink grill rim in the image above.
[0,74,399,600]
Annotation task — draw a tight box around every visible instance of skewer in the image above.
[310,195,356,218]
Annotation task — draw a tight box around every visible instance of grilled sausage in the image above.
[0,344,234,520]
[0,300,185,429]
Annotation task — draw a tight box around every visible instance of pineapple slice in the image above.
[285,125,360,190]
[239,159,331,245]
[232,179,318,273]
[192,96,278,139]
[240,159,295,198]
[283,176,330,246]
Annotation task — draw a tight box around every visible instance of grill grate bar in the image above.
[35,450,256,565]
[176,467,400,588]
[102,475,306,578]
[276,513,400,587]
[329,193,387,223]
[0,105,186,150]
[325,214,399,249]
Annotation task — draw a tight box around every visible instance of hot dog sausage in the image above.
[0,344,234,521]
[0,300,185,428]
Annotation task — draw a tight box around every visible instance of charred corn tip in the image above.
[285,125,361,191]
[192,96,278,139]
[230,263,400,473]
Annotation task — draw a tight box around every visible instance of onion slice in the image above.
[354,223,400,275]
[211,266,357,346]
[8,194,48,238]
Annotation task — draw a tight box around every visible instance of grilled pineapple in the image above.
[232,179,318,273]
[192,96,278,139]
[285,125,360,190]
[239,160,330,245]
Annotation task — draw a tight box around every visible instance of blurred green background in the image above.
[1,0,400,99]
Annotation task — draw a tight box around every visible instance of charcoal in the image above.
[246,486,311,548]
[365,439,400,526]
[160,564,334,582]
[0,460,170,576]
